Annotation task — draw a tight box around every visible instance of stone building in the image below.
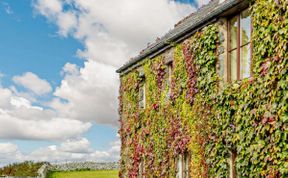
[117,0,287,177]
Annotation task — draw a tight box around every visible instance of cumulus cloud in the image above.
[0,138,120,166]
[51,60,119,125]
[0,114,91,140]
[28,138,120,163]
[0,85,91,141]
[61,63,80,76]
[59,138,93,153]
[0,88,13,109]
[0,143,22,166]
[0,143,18,154]
[13,72,52,95]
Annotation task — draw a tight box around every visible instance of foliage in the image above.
[47,170,118,178]
[0,161,48,177]
[206,0,288,177]
[119,0,288,177]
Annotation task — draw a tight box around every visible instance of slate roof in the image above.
[117,0,243,74]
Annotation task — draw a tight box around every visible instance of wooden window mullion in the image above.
[237,15,241,81]
[227,18,231,83]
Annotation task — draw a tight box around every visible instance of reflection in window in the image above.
[230,16,238,50]
[183,152,189,178]
[176,155,183,178]
[240,9,251,46]
[230,50,238,81]
[228,9,252,81]
[218,54,225,79]
[217,30,226,87]
[240,9,251,79]
[240,44,251,79]
[139,84,146,109]
[176,153,190,178]
[166,62,173,99]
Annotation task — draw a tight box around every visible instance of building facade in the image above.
[117,0,288,177]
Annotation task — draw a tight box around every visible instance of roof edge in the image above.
[116,0,242,74]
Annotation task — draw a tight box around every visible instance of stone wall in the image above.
[50,162,119,171]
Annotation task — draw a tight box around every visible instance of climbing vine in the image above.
[119,0,287,177]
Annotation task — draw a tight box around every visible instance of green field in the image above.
[47,170,118,178]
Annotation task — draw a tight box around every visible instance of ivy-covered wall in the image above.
[118,0,288,177]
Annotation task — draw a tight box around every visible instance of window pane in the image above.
[229,16,238,50]
[219,31,225,44]
[240,44,251,79]
[230,50,237,81]
[240,9,251,45]
[176,155,183,178]
[168,64,172,87]
[139,87,144,101]
[184,154,189,178]
[218,54,225,79]
[139,85,145,109]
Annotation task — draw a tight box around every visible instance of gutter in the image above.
[116,0,243,74]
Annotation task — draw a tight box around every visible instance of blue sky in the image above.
[0,0,198,164]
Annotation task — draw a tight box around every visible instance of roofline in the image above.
[116,0,243,74]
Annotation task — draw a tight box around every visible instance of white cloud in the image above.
[0,143,22,166]
[13,72,52,95]
[0,138,120,165]
[27,138,120,162]
[0,113,91,140]
[0,143,18,154]
[59,138,93,153]
[10,96,43,110]
[33,0,62,18]
[0,88,13,109]
[61,63,80,76]
[198,0,211,7]
[0,85,91,141]
[51,60,119,125]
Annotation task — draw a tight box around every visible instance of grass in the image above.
[47,170,119,178]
